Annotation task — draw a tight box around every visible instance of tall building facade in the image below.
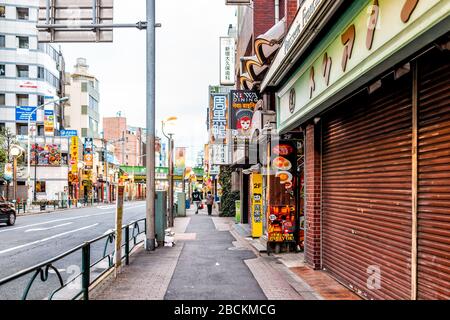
[0,0,67,201]
[0,0,65,135]
[64,58,100,140]
[103,117,146,166]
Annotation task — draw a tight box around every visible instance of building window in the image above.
[38,95,45,106]
[35,181,46,193]
[16,7,29,20]
[0,6,5,18]
[0,94,5,106]
[16,94,29,106]
[37,66,45,79]
[81,105,88,115]
[17,36,29,49]
[16,124,28,135]
[37,125,44,136]
[81,82,87,92]
[0,64,5,77]
[17,65,29,78]
[0,35,5,48]
[81,128,88,137]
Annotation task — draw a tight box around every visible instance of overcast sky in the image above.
[60,1,236,166]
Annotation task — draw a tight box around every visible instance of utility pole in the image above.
[168,134,174,227]
[145,0,156,251]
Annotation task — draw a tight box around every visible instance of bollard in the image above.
[125,226,130,265]
[81,243,91,300]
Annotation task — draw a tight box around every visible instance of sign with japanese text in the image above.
[60,129,78,137]
[70,136,79,174]
[210,143,229,165]
[209,93,229,142]
[44,109,55,136]
[220,37,235,86]
[230,90,260,139]
[277,0,447,132]
[15,106,37,122]
[83,138,94,170]
[251,173,263,238]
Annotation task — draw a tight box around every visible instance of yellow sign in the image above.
[70,136,78,174]
[251,173,263,238]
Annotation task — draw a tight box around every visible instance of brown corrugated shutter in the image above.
[322,74,413,300]
[417,50,450,300]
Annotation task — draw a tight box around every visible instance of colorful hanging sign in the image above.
[251,173,263,238]
[83,137,94,170]
[70,136,79,174]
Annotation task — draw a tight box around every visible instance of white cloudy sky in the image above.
[59,1,236,165]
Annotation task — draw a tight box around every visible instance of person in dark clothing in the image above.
[206,191,214,216]
[192,189,202,214]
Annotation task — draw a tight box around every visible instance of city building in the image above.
[102,116,146,166]
[64,57,100,140]
[229,0,450,300]
[0,0,67,201]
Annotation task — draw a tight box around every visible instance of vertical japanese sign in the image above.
[209,93,229,142]
[251,173,263,238]
[44,96,55,136]
[83,137,94,170]
[70,136,79,174]
[220,37,235,86]
[174,147,186,176]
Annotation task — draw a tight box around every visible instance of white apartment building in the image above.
[0,0,64,135]
[0,0,68,202]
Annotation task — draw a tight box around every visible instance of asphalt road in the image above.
[0,201,146,300]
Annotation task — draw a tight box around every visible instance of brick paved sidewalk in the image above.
[92,207,354,300]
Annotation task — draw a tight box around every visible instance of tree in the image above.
[218,166,239,217]
[0,128,22,200]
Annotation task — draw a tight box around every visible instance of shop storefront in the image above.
[262,0,449,300]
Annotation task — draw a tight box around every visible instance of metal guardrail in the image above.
[0,218,146,300]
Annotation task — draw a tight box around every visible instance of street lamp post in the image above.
[10,145,24,203]
[26,97,68,207]
[162,117,177,228]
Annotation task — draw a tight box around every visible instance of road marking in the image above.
[0,223,99,256]
[24,222,73,233]
[0,212,112,234]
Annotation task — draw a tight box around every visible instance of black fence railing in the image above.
[0,218,146,300]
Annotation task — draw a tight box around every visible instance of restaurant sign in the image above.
[277,0,448,132]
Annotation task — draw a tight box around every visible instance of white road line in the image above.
[0,223,99,256]
[0,211,113,234]
[24,222,73,233]
[0,203,145,234]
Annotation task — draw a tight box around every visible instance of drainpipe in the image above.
[275,0,280,23]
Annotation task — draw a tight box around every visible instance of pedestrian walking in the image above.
[206,191,214,216]
[192,189,202,214]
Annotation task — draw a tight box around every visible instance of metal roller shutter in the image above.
[322,74,413,300]
[417,50,450,300]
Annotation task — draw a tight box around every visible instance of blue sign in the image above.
[44,109,54,116]
[16,106,37,121]
[60,129,78,137]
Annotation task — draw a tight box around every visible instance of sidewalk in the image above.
[92,206,332,300]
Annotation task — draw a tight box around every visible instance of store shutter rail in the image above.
[417,50,450,300]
